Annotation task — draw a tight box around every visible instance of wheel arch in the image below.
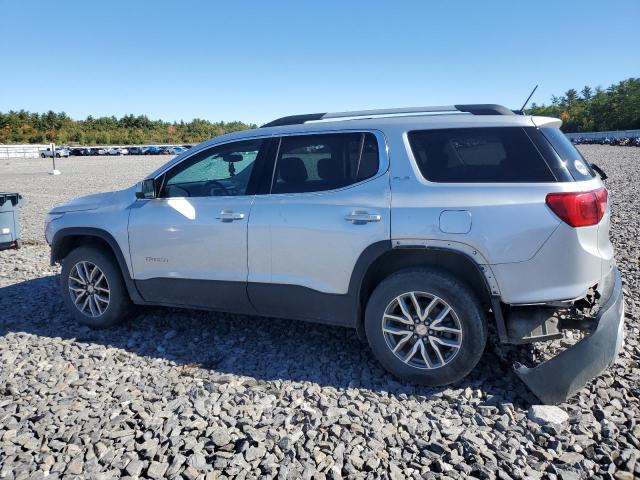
[51,227,143,303]
[352,244,498,340]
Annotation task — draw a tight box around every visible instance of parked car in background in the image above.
[117,148,129,155]
[40,147,69,158]
[128,147,144,155]
[569,136,640,146]
[167,146,187,155]
[142,146,161,155]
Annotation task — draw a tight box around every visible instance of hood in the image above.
[49,186,136,214]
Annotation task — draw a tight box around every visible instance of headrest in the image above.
[317,157,342,182]
[279,157,307,183]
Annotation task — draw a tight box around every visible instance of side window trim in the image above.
[267,137,282,195]
[267,130,386,195]
[245,137,277,196]
[355,133,366,180]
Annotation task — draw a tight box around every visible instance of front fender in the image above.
[50,227,144,304]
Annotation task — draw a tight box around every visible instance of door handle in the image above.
[217,210,245,222]
[345,211,381,223]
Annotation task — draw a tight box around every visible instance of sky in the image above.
[1,0,638,126]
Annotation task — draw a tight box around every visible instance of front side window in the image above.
[271,132,379,194]
[408,127,555,183]
[161,139,262,197]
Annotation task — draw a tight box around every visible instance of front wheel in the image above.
[60,246,131,328]
[365,269,487,386]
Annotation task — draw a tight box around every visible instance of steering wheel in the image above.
[204,180,231,196]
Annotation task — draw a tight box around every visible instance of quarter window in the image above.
[272,133,379,194]
[161,139,262,197]
[539,127,595,181]
[408,127,555,183]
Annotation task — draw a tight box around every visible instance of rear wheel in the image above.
[365,269,487,386]
[60,246,131,328]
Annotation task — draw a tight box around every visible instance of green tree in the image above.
[0,110,256,145]
[528,78,640,133]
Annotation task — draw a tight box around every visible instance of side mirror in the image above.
[136,178,157,199]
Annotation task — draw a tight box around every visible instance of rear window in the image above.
[539,127,595,181]
[408,127,555,183]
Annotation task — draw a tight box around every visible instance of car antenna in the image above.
[518,84,538,115]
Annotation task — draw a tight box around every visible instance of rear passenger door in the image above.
[247,131,390,323]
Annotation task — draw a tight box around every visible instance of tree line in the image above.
[527,78,640,133]
[0,111,256,145]
[1,77,639,144]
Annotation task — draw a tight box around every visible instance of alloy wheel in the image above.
[381,291,462,369]
[68,261,110,317]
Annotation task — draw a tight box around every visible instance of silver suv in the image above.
[45,104,625,404]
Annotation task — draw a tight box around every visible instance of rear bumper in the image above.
[514,266,625,404]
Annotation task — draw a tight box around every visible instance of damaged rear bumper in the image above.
[514,266,625,405]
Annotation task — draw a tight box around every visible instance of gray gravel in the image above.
[0,146,638,479]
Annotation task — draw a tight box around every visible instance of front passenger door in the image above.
[128,138,267,312]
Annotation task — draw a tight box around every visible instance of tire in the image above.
[60,245,131,328]
[40,154,45,158]
[365,268,487,386]
[14,239,22,249]
[56,153,60,158]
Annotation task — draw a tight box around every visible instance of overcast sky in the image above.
[1,0,638,125]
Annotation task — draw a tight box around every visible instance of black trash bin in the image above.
[0,192,23,251]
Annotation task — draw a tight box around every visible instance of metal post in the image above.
[50,142,61,175]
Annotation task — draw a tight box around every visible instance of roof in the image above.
[262,104,516,127]
[147,110,562,179]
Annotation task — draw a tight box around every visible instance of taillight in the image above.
[545,187,608,227]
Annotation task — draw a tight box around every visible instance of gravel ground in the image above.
[0,146,638,480]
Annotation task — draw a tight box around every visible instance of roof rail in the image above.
[261,104,514,127]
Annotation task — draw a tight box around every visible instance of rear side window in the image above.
[272,132,379,194]
[539,127,595,181]
[408,127,555,183]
